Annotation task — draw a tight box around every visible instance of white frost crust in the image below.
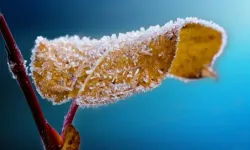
[30,17,227,107]
[7,61,17,79]
[8,59,28,80]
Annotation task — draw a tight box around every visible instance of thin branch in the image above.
[0,13,60,150]
[62,100,79,140]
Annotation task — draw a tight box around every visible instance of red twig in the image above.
[62,100,79,140]
[0,13,60,150]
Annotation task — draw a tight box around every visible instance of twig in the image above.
[0,13,60,150]
[62,100,79,140]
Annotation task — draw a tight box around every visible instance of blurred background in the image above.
[0,0,250,149]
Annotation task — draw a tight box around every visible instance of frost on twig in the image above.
[0,13,61,150]
[7,59,28,79]
[30,17,227,107]
[7,60,17,79]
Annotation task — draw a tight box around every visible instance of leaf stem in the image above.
[62,100,79,140]
[0,13,60,150]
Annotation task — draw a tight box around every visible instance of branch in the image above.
[0,13,60,150]
[62,100,79,140]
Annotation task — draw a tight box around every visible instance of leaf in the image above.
[168,23,224,80]
[30,17,227,107]
[61,124,80,150]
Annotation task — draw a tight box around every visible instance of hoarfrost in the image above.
[29,17,227,107]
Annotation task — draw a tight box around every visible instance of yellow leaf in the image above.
[30,17,227,107]
[168,23,223,81]
[61,124,80,150]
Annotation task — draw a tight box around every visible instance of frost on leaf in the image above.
[30,17,227,107]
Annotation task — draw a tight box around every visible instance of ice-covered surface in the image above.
[7,61,17,79]
[30,17,227,107]
[8,59,28,80]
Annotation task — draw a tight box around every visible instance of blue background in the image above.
[0,0,250,149]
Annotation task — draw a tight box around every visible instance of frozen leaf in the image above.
[168,23,224,81]
[30,17,227,107]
